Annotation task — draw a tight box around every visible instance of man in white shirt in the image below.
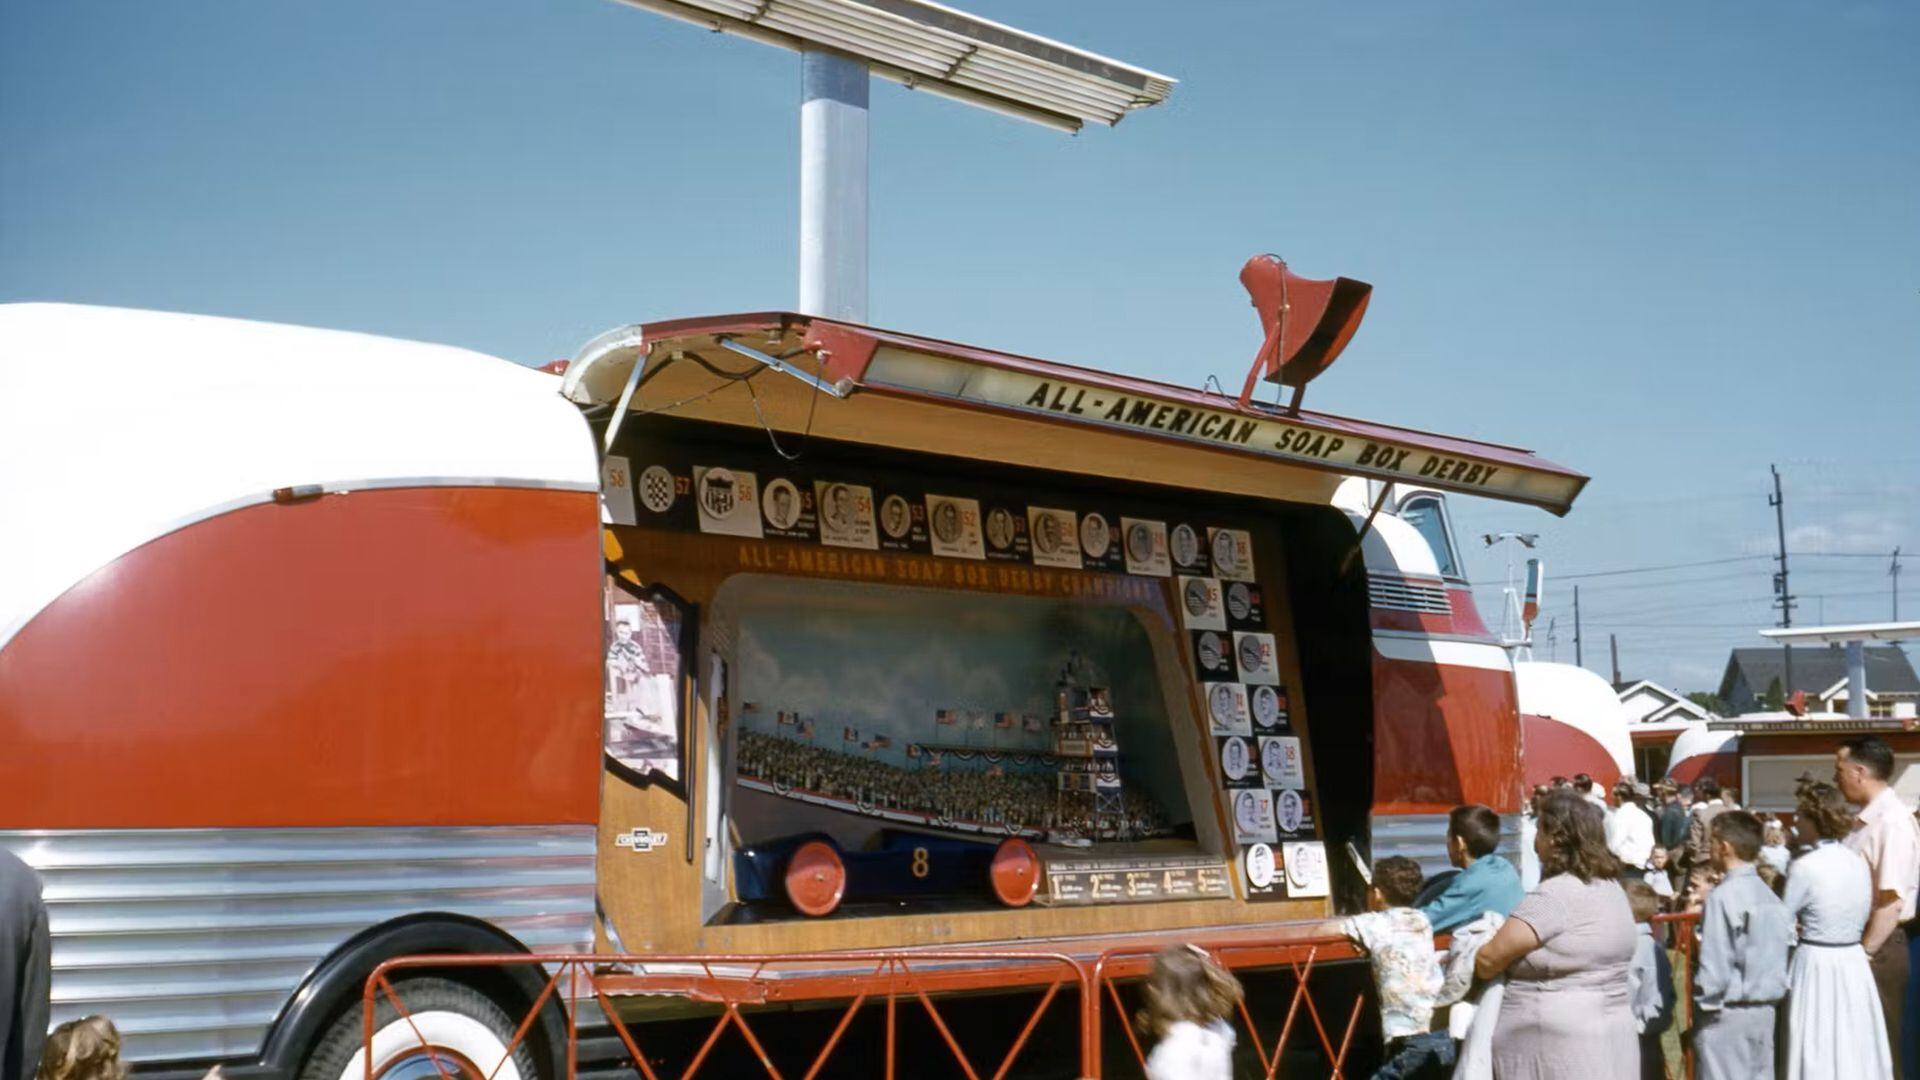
[1837,734,1920,1079]
[1606,778,1656,870]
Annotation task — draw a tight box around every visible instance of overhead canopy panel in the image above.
[616,0,1175,131]
[564,313,1588,515]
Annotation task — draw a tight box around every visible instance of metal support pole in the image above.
[1770,465,1794,694]
[1894,548,1904,622]
[1574,585,1583,668]
[799,48,870,322]
[1847,639,1867,720]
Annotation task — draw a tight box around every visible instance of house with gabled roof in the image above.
[1718,646,1920,719]
[1616,680,1713,725]
[1614,679,1714,782]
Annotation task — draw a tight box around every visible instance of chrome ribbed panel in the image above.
[0,826,596,1065]
[1370,812,1523,881]
[1367,574,1453,615]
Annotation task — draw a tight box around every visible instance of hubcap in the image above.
[375,1047,483,1080]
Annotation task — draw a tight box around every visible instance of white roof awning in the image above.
[1759,622,1920,645]
[614,0,1175,131]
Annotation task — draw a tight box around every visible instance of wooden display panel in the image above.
[591,428,1333,955]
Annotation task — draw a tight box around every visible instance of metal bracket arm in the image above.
[602,344,652,455]
[1338,485,1393,577]
[716,338,854,399]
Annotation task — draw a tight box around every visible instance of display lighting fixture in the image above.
[616,0,1177,132]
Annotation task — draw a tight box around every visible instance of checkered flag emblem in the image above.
[639,466,675,513]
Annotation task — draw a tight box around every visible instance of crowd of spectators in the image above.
[736,730,1170,840]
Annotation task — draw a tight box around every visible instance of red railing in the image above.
[1650,910,1702,1080]
[365,917,1691,1080]
[363,950,1094,1080]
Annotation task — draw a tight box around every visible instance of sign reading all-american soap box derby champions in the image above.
[607,430,1329,903]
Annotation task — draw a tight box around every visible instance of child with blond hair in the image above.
[37,1017,128,1080]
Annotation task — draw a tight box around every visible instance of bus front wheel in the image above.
[300,976,538,1080]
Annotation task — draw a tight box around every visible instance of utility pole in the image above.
[1610,634,1621,686]
[1574,585,1583,668]
[1894,547,1904,622]
[1770,464,1794,694]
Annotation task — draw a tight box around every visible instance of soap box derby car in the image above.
[0,268,1583,1080]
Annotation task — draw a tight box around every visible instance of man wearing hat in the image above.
[1607,778,1657,870]
[1655,780,1689,852]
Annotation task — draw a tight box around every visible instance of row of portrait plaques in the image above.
[1180,571,1328,900]
[603,455,1260,580]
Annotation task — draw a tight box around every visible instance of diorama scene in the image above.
[722,576,1198,917]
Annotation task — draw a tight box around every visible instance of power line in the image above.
[1465,548,1916,586]
[1552,555,1770,581]
[1581,621,1774,629]
[1548,586,1895,623]
[1535,570,1765,595]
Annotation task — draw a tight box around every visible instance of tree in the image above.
[1762,676,1786,712]
[1686,691,1729,716]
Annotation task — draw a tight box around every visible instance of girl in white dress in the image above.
[1139,944,1241,1080]
[1783,781,1893,1080]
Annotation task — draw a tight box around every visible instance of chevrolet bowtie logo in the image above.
[615,827,668,853]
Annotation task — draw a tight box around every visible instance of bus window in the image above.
[1398,495,1461,579]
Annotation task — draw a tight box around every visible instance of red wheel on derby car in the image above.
[990,837,1039,907]
[783,839,848,917]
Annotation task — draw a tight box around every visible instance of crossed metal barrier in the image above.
[365,950,1100,1080]
[365,917,1701,1080]
[1089,939,1367,1079]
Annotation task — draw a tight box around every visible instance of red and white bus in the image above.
[0,293,1585,1079]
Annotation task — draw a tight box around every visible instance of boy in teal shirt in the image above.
[1418,804,1524,932]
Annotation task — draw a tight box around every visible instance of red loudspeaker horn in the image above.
[1237,254,1373,413]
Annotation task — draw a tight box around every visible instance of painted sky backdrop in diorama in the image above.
[734,578,1187,807]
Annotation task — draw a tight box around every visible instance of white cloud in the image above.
[1785,512,1903,554]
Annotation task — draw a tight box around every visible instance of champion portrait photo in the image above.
[880,494,912,538]
[1079,512,1110,558]
[762,478,800,529]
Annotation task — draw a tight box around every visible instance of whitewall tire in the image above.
[301,977,536,1080]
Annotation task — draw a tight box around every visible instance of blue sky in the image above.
[4,1,1915,694]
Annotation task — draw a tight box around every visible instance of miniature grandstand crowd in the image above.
[1285,737,1915,1080]
[735,730,1170,841]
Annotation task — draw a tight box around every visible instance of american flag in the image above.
[796,718,814,737]
[869,734,893,749]
[935,709,957,725]
[994,712,1014,729]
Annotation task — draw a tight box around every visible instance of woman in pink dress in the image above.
[1475,791,1639,1079]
